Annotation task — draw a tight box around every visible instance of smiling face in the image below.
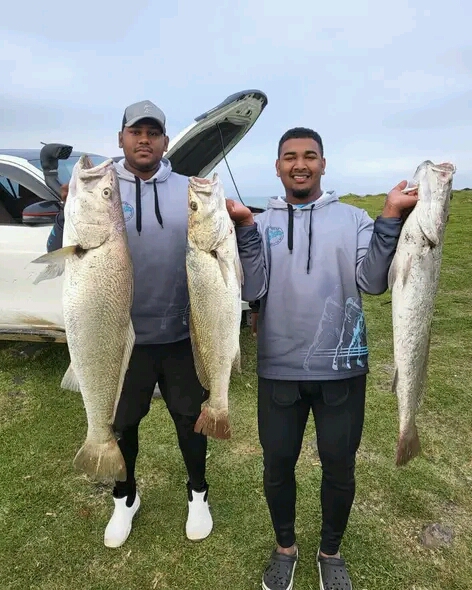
[276,136,326,203]
[118,118,169,179]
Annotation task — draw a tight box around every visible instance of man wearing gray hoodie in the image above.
[47,100,213,549]
[226,127,418,590]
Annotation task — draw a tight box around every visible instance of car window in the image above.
[28,155,108,185]
[0,176,18,198]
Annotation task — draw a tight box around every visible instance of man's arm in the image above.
[356,180,418,295]
[356,212,402,295]
[46,183,68,252]
[226,200,268,301]
[235,222,268,301]
[46,209,65,252]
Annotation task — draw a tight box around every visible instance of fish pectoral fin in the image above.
[388,253,412,291]
[416,206,440,246]
[31,245,81,284]
[235,255,244,287]
[387,255,397,291]
[112,320,136,421]
[61,362,81,392]
[213,248,231,287]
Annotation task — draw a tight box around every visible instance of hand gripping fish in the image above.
[388,160,456,466]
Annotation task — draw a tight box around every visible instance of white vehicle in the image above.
[0,89,268,343]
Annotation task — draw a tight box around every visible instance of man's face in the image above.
[118,119,169,172]
[275,137,326,199]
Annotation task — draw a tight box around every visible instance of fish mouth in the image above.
[189,173,220,196]
[412,160,456,185]
[430,162,456,175]
[78,154,114,176]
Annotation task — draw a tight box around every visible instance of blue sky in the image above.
[1,0,470,198]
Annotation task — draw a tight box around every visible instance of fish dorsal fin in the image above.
[388,252,413,291]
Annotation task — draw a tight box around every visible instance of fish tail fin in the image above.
[73,437,127,482]
[396,424,421,467]
[194,403,231,440]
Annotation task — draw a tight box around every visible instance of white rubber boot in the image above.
[185,485,213,541]
[104,493,141,548]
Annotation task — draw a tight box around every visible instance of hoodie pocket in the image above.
[320,379,350,407]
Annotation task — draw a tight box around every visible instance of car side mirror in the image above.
[22,201,61,225]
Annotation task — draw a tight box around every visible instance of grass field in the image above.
[1,191,471,590]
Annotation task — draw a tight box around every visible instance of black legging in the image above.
[113,412,207,506]
[111,339,209,506]
[257,374,366,555]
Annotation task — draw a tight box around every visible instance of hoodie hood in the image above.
[113,157,174,235]
[266,190,339,274]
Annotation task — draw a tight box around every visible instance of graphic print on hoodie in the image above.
[47,157,192,346]
[235,192,402,381]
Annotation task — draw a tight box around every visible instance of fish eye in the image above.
[102,188,112,199]
[190,201,198,211]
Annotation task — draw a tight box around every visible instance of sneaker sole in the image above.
[185,517,213,541]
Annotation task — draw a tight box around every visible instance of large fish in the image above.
[32,155,134,482]
[388,160,455,466]
[186,173,243,440]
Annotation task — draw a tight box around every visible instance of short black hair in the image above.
[277,127,324,158]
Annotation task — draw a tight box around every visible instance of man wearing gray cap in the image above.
[47,99,213,549]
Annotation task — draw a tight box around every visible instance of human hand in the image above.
[382,180,419,219]
[382,180,418,220]
[60,183,69,202]
[226,199,255,226]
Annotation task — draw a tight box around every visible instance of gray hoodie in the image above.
[47,157,192,345]
[235,191,403,381]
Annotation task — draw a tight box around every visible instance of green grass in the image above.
[1,190,471,590]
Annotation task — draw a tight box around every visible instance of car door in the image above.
[0,159,65,339]
[0,88,268,340]
[165,89,268,178]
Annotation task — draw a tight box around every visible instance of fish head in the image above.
[187,173,231,251]
[65,155,122,249]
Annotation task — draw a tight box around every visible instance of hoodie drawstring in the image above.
[286,203,315,274]
[134,176,164,234]
[134,176,142,235]
[153,180,163,228]
[287,204,294,253]
[307,204,314,274]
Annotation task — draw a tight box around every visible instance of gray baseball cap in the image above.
[122,100,166,133]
